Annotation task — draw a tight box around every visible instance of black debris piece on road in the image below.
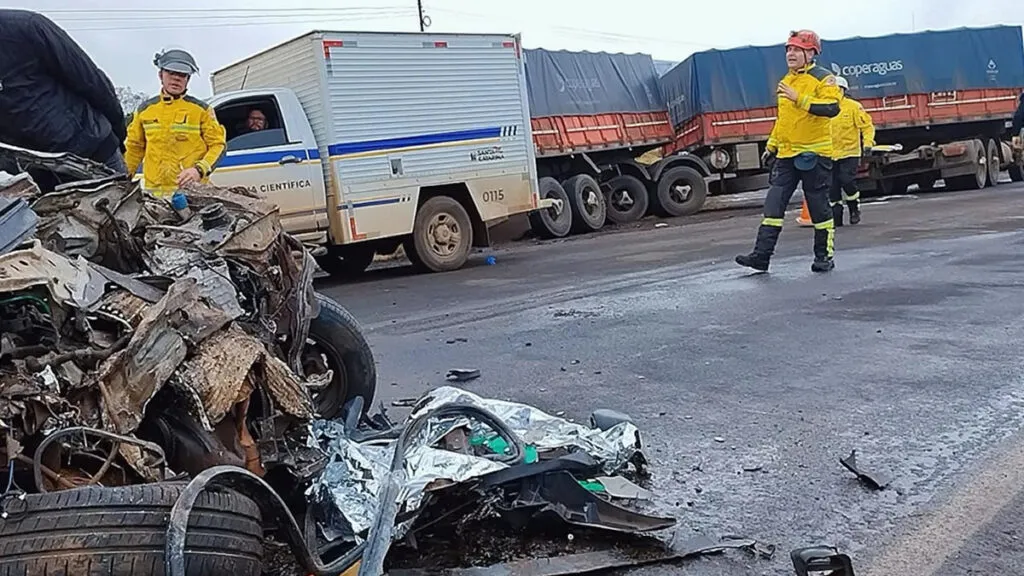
[840,450,892,490]
[791,545,856,575]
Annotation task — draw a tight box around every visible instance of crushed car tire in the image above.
[0,483,263,576]
[307,293,377,420]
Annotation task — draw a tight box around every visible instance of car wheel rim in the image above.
[427,213,461,258]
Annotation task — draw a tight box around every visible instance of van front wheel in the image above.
[409,196,474,272]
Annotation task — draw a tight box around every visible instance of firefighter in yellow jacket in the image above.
[830,76,875,226]
[124,49,226,197]
[736,30,843,273]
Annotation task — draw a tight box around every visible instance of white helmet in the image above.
[835,76,849,90]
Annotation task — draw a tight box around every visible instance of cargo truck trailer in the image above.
[523,49,719,239]
[659,25,1024,206]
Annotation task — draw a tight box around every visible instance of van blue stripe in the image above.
[206,125,501,170]
[352,198,402,208]
[326,127,501,157]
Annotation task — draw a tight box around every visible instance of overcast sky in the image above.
[15,0,1024,97]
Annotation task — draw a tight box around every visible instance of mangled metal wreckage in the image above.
[0,146,679,576]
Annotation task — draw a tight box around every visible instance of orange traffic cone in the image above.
[796,198,812,227]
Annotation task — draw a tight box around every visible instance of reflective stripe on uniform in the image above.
[762,217,784,227]
[814,219,835,257]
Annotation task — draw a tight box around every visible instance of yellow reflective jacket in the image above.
[766,64,843,159]
[124,92,226,197]
[831,97,876,160]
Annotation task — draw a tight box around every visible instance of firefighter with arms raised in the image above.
[124,49,226,197]
[829,76,875,226]
[736,30,843,273]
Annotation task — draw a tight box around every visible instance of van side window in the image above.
[216,96,289,151]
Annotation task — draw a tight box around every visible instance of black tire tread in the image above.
[0,484,262,576]
[563,174,606,233]
[1010,162,1024,182]
[528,177,572,239]
[309,292,377,419]
[986,138,1000,188]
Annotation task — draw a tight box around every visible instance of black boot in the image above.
[736,224,781,272]
[832,204,844,227]
[812,225,835,273]
[848,201,861,225]
[736,252,770,272]
[811,257,835,273]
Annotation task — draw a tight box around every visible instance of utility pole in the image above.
[417,0,425,32]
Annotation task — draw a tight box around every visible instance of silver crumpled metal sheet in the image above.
[307,386,642,540]
[412,386,643,474]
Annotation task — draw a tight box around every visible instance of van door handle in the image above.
[279,155,300,165]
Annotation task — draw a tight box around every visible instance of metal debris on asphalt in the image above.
[840,449,892,490]
[445,368,481,382]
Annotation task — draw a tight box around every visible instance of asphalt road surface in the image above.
[319,182,1024,575]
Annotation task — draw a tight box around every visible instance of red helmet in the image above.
[787,30,821,55]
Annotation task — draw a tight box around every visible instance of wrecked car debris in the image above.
[840,449,891,490]
[0,145,378,574]
[308,386,649,539]
[297,385,675,576]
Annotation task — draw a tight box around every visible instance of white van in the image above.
[207,30,551,274]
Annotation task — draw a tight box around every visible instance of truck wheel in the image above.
[986,138,1001,187]
[654,166,708,217]
[316,247,375,277]
[563,174,606,233]
[879,178,909,196]
[528,176,573,239]
[410,196,473,272]
[305,292,377,420]
[948,139,989,190]
[1010,162,1024,182]
[0,484,263,576]
[603,175,649,225]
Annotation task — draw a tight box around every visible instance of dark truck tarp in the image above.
[524,48,665,117]
[660,25,1024,129]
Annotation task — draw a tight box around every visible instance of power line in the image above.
[428,7,720,50]
[57,11,411,23]
[62,17,409,33]
[42,6,410,14]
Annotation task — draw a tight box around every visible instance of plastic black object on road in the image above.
[590,409,634,431]
[791,545,855,575]
[840,450,891,490]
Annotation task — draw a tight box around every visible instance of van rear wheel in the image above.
[409,196,473,272]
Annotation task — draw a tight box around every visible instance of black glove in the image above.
[761,149,776,168]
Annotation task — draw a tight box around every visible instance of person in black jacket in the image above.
[0,9,126,177]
